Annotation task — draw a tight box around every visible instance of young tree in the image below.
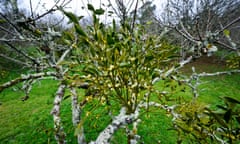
[61,5,188,143]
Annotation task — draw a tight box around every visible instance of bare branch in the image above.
[0,72,57,92]
[90,107,139,144]
[152,56,193,84]
[0,25,16,35]
[0,12,22,34]
[25,0,69,23]
[70,87,86,144]
[90,100,179,144]
[0,53,30,67]
[51,84,67,144]
[29,0,34,19]
[217,16,240,34]
[198,69,240,77]
[4,41,39,65]
[131,0,139,32]
[214,40,238,51]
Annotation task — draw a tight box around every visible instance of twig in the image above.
[131,0,139,32]
[0,12,22,34]
[217,16,240,34]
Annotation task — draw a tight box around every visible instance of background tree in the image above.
[134,0,159,34]
[160,0,240,61]
[107,0,140,32]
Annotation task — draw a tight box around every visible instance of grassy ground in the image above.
[0,57,239,143]
[0,80,57,143]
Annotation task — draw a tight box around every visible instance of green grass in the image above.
[198,74,240,108]
[0,66,239,143]
[0,80,58,143]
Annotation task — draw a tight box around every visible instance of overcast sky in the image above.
[17,0,166,25]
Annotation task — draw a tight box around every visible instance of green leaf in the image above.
[216,105,228,110]
[63,31,74,41]
[108,11,114,14]
[78,16,84,20]
[63,95,71,100]
[205,108,228,127]
[113,19,116,29]
[0,19,6,23]
[95,8,105,15]
[223,29,230,36]
[236,116,240,124]
[74,123,84,136]
[223,109,232,123]
[63,11,79,24]
[146,20,153,25]
[84,66,100,75]
[107,34,114,45]
[177,124,191,133]
[75,24,87,37]
[87,4,95,12]
[223,96,240,104]
[63,39,71,45]
[119,62,131,67]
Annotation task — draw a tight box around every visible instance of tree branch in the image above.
[217,16,240,34]
[90,107,139,144]
[4,41,39,65]
[152,56,193,84]
[70,87,86,144]
[0,72,56,92]
[51,84,67,144]
[0,53,30,67]
[214,40,237,51]
[198,69,240,77]
[131,0,139,32]
[0,12,22,34]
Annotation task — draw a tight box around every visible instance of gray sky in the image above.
[17,0,166,25]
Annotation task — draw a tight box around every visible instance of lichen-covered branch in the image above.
[89,101,178,144]
[152,56,193,84]
[197,69,240,77]
[70,87,86,144]
[192,69,240,98]
[0,72,57,92]
[0,53,30,67]
[5,41,39,65]
[90,107,140,144]
[170,68,240,100]
[51,84,67,144]
[21,79,35,101]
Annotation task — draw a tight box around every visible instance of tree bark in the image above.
[51,84,66,144]
[90,107,140,144]
[0,72,56,92]
[70,87,86,144]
